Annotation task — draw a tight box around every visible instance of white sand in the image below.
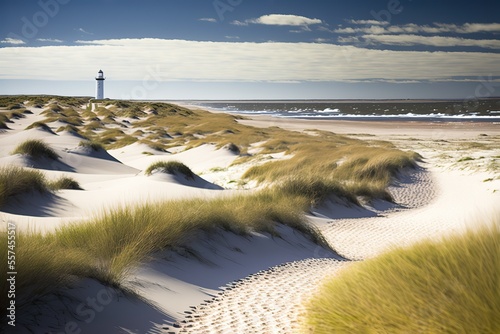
[1,103,499,333]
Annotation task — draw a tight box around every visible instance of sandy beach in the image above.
[1,98,499,333]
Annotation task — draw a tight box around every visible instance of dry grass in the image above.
[91,128,138,149]
[0,110,26,121]
[55,125,86,139]
[0,166,47,207]
[243,138,418,202]
[302,216,500,334]
[78,140,104,151]
[0,166,82,208]
[11,139,60,160]
[49,176,82,190]
[0,119,9,130]
[25,121,54,133]
[145,160,194,178]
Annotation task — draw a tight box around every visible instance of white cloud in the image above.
[335,25,388,34]
[231,20,248,26]
[0,38,498,83]
[77,28,93,35]
[336,22,500,35]
[334,27,357,34]
[431,23,500,34]
[338,36,360,43]
[225,36,240,40]
[75,40,108,45]
[363,34,500,49]
[349,19,389,26]
[37,38,63,43]
[460,23,500,33]
[0,38,25,45]
[199,18,217,23]
[235,14,322,27]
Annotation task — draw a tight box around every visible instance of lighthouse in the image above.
[95,70,105,100]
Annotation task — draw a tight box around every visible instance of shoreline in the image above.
[174,102,500,139]
[236,114,500,139]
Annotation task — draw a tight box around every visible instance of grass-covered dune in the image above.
[0,166,81,207]
[302,216,500,334]
[0,190,319,312]
[11,139,60,160]
[145,160,195,178]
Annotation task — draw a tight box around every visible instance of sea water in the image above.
[187,99,500,122]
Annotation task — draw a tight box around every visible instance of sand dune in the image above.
[1,100,498,333]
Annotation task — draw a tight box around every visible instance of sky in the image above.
[0,0,499,100]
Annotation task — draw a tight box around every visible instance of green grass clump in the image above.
[145,161,194,179]
[11,139,60,160]
[0,166,48,207]
[83,120,103,131]
[303,217,500,333]
[56,124,85,137]
[44,103,63,113]
[25,121,54,133]
[0,113,10,124]
[6,110,26,120]
[0,120,9,130]
[0,167,82,207]
[277,177,358,206]
[6,103,23,110]
[49,176,82,190]
[116,106,146,119]
[93,128,137,149]
[78,140,104,151]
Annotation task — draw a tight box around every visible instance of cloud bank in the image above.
[362,34,500,49]
[0,38,498,83]
[336,22,500,35]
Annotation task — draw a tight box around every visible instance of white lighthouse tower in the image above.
[95,70,105,100]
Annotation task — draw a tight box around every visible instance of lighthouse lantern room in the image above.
[95,70,105,100]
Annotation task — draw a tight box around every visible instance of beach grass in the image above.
[243,142,418,202]
[0,166,82,207]
[1,110,26,120]
[11,139,60,160]
[144,160,194,178]
[0,120,9,130]
[302,216,500,333]
[25,121,54,133]
[93,128,138,149]
[0,190,320,310]
[83,120,104,131]
[78,140,105,151]
[0,166,48,207]
[49,176,83,190]
[56,124,85,138]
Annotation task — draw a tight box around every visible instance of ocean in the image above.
[186,99,500,122]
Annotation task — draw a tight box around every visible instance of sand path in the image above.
[321,166,497,261]
[166,259,348,334]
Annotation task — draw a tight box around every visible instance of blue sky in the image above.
[0,0,499,99]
